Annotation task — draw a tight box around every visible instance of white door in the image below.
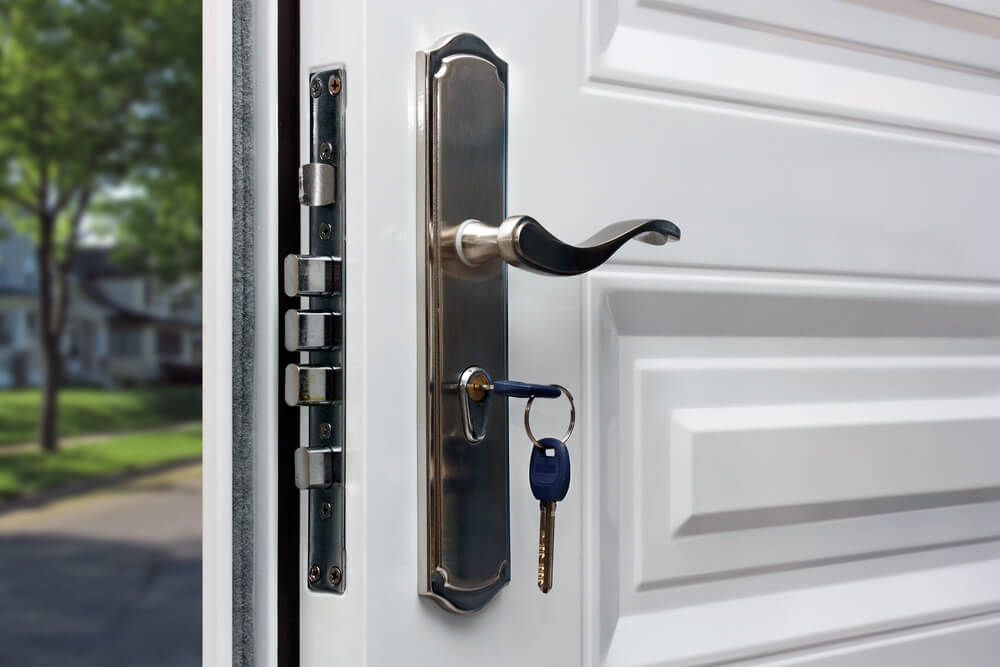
[205,1,1000,665]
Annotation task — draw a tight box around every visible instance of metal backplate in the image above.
[417,34,509,613]
[305,67,346,594]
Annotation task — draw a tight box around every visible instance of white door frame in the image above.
[203,0,283,664]
[203,0,234,663]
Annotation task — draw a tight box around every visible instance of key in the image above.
[529,436,571,593]
[491,381,561,399]
[466,378,561,400]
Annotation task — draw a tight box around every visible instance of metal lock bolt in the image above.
[283,255,342,297]
[294,446,342,489]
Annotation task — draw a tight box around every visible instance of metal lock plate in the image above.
[303,68,346,595]
[412,33,680,614]
[281,67,346,596]
[417,33,510,613]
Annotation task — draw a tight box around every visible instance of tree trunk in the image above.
[39,333,61,452]
[36,209,63,453]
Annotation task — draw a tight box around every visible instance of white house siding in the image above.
[0,296,38,387]
[0,229,201,389]
[0,224,37,289]
[99,277,147,311]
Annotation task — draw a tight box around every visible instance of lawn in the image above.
[0,386,201,447]
[0,426,202,500]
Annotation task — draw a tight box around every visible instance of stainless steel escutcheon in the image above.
[453,216,681,275]
[416,31,683,614]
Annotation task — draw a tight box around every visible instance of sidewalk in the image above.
[0,463,202,666]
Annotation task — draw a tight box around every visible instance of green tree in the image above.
[0,0,201,451]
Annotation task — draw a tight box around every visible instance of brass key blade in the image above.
[538,500,556,593]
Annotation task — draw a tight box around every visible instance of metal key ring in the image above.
[524,384,575,449]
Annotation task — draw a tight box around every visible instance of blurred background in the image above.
[0,1,202,665]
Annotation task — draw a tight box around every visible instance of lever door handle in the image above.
[454,216,681,276]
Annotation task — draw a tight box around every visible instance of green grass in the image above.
[0,426,201,500]
[0,386,201,447]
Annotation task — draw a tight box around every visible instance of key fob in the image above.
[529,437,571,503]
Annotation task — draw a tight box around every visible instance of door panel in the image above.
[586,269,1000,664]
[296,0,1000,664]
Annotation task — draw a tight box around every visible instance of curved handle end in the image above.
[635,220,681,246]
[509,216,681,275]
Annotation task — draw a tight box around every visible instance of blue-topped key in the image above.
[529,436,570,593]
[529,437,571,502]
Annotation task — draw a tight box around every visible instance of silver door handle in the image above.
[453,216,681,275]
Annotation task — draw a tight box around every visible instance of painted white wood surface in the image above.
[204,1,281,663]
[202,2,233,665]
[290,1,1000,665]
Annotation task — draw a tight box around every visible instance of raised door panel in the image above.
[587,0,1000,138]
[585,270,1000,665]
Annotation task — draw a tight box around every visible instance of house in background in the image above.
[0,223,201,388]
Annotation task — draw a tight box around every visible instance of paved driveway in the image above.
[0,464,202,666]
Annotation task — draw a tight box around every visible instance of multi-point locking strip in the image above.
[283,68,347,594]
